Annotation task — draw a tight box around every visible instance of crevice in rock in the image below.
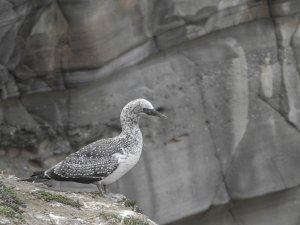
[228,207,243,225]
[291,14,300,78]
[55,0,70,25]
[6,0,51,92]
[55,0,70,89]
[17,95,37,125]
[179,50,233,205]
[267,0,300,130]
[197,75,233,205]
[267,0,283,72]
[257,96,300,189]
[0,24,14,51]
[258,95,300,133]
[286,14,300,95]
[65,89,71,145]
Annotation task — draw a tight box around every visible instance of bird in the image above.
[20,98,167,196]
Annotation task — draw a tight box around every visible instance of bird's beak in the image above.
[143,108,168,119]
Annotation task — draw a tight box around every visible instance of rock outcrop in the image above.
[0,175,156,225]
[1,0,300,224]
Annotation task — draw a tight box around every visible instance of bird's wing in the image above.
[45,138,122,183]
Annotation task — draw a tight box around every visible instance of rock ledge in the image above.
[0,175,157,225]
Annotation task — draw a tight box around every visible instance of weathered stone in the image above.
[6,148,20,158]
[0,65,19,99]
[57,0,151,70]
[21,91,69,128]
[0,150,6,157]
[0,0,300,224]
[170,185,300,225]
[3,98,37,129]
[0,175,158,225]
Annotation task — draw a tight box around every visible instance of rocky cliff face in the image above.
[1,0,300,224]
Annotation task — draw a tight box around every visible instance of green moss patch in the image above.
[32,190,82,209]
[122,198,143,213]
[123,216,150,225]
[0,181,25,220]
[123,199,137,208]
[0,206,16,218]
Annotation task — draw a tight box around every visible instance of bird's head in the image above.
[120,99,167,128]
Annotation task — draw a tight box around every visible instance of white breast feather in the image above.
[101,151,142,184]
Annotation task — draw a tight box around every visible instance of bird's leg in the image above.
[95,181,107,197]
[95,182,125,202]
[103,184,107,194]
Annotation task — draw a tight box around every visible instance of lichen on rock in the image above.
[32,190,83,209]
[0,181,25,222]
[0,175,157,225]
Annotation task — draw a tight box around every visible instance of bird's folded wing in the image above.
[46,153,119,182]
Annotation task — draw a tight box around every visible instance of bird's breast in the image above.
[101,129,143,184]
[101,151,142,185]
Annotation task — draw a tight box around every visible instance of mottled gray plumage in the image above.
[45,128,142,184]
[21,99,166,195]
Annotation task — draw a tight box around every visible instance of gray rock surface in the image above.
[169,185,300,225]
[0,0,300,224]
[0,175,157,225]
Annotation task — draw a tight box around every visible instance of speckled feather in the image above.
[45,131,142,183]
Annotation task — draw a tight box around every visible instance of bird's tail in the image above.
[18,171,50,182]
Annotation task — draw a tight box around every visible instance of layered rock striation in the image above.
[1,0,300,224]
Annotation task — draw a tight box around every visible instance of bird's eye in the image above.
[143,108,149,113]
[143,108,154,115]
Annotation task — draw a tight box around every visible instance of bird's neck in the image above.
[120,113,143,154]
[121,119,140,134]
[120,111,141,134]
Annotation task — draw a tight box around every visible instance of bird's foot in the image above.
[95,183,125,202]
[100,192,126,203]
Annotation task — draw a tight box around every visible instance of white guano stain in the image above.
[49,213,66,225]
[120,210,135,218]
[227,38,249,153]
[260,54,273,98]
